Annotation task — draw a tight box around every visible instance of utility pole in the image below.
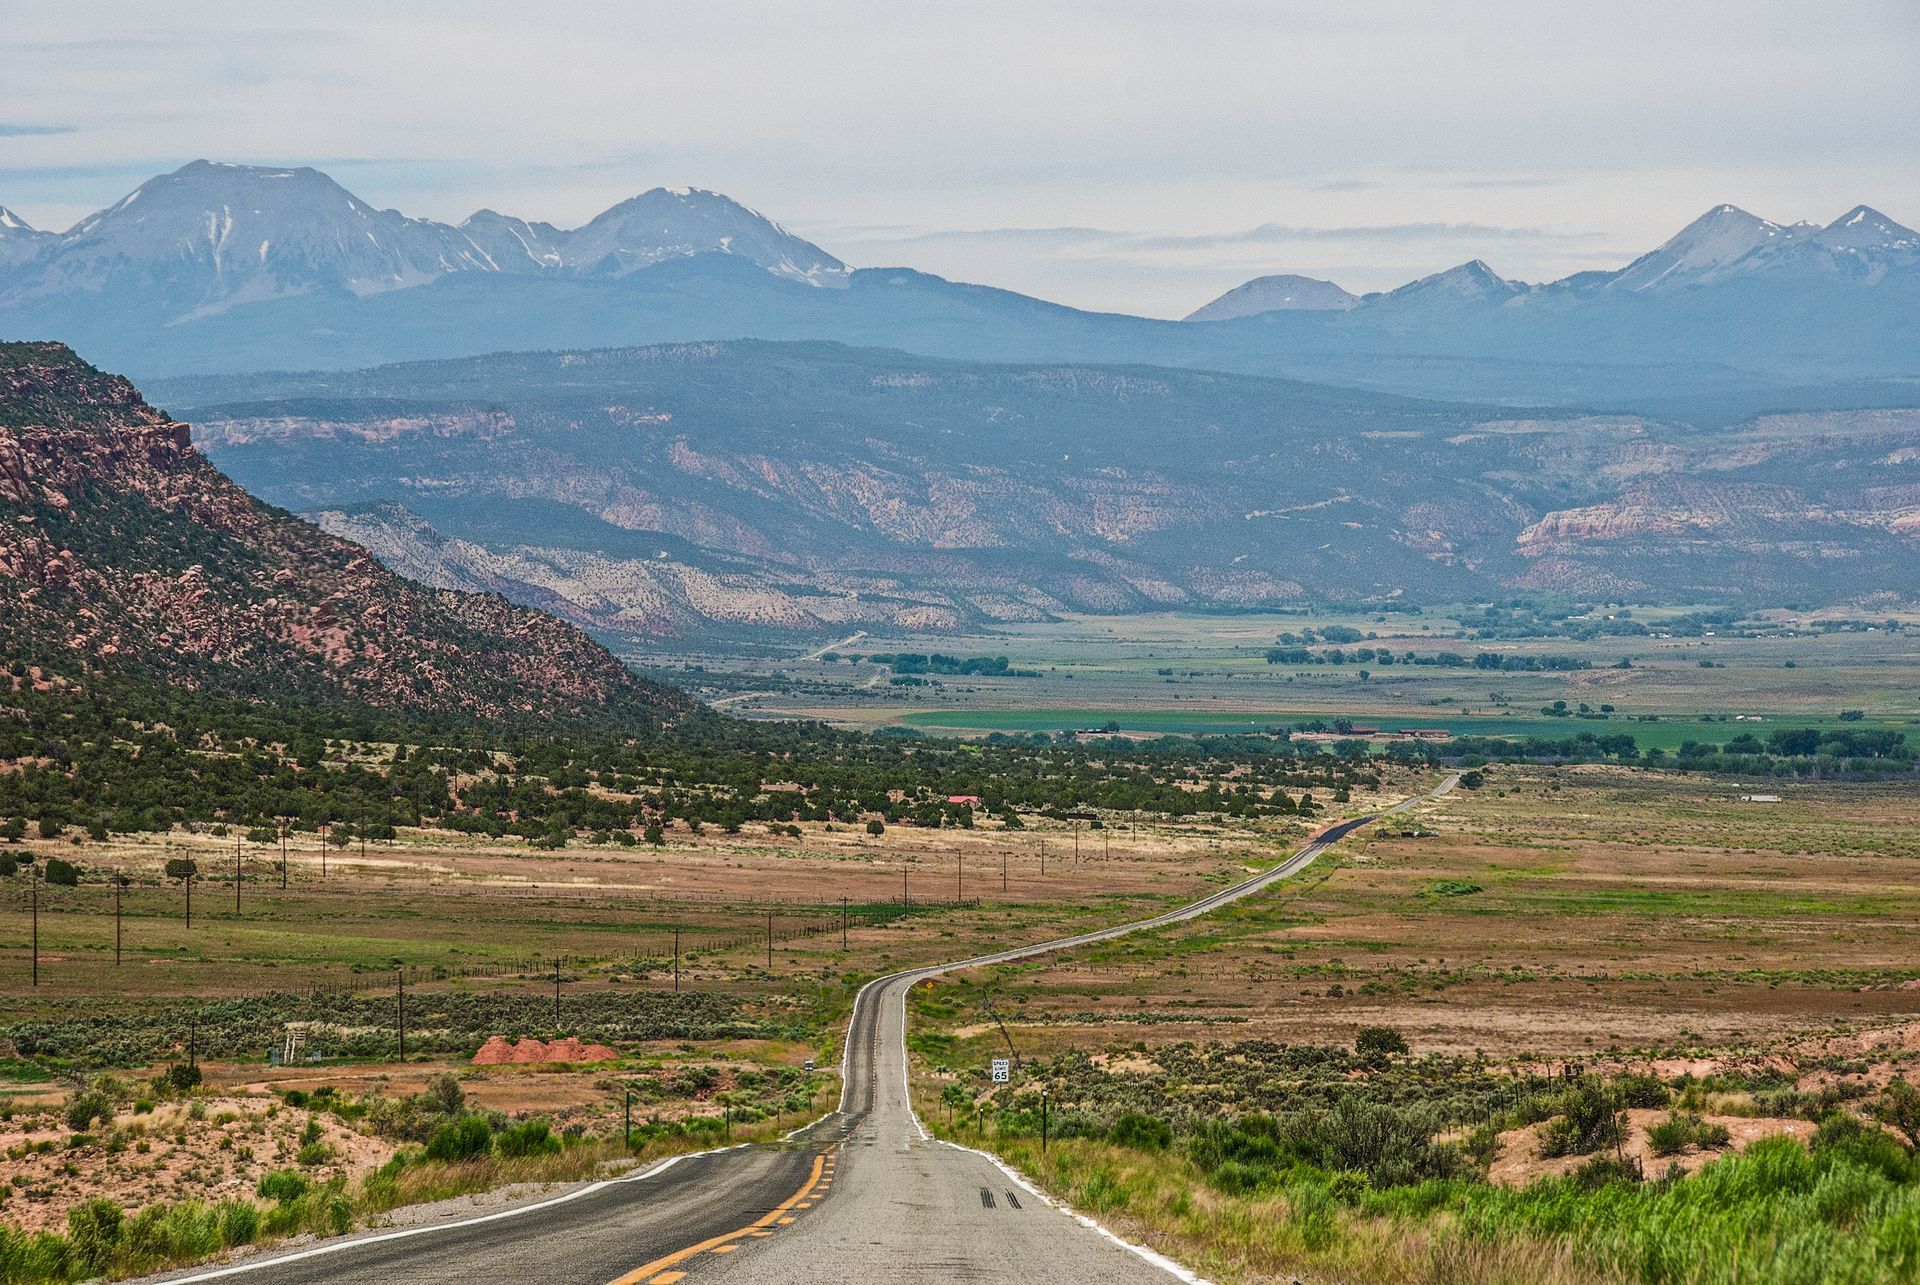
[1003,848,1008,894]
[672,926,681,992]
[956,852,962,903]
[185,866,192,930]
[1074,823,1080,862]
[396,970,406,1061]
[1041,1089,1049,1153]
[280,823,288,890]
[553,957,563,1029]
[114,875,124,967]
[359,807,366,863]
[320,822,328,881]
[624,1087,633,1151]
[234,829,242,914]
[902,862,909,913]
[841,895,848,951]
[1104,831,1109,862]
[765,909,773,969]
[28,858,38,987]
[1039,838,1045,877]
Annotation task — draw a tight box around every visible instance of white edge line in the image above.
[163,782,1447,1284]
[937,1138,1210,1285]
[879,782,1452,1285]
[154,1143,750,1283]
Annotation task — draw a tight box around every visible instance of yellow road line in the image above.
[606,1153,828,1285]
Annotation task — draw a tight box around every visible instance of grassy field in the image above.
[9,605,1920,1282]
[645,608,1920,745]
[893,766,1920,1284]
[907,766,1920,1062]
[0,799,1328,1014]
[0,787,1394,1272]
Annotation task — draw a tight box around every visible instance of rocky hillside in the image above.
[157,343,1920,639]
[0,342,694,724]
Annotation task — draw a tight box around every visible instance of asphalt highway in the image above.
[152,777,1453,1285]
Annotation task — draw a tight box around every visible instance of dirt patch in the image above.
[0,1094,385,1236]
[1487,1107,1815,1187]
[472,1036,619,1065]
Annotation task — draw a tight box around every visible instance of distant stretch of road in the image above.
[153,778,1455,1285]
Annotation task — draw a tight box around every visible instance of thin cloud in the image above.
[1449,177,1568,190]
[1126,222,1593,250]
[861,222,1603,253]
[0,123,76,137]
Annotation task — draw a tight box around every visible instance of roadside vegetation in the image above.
[7,603,1920,1283]
[923,1034,1920,1284]
[0,1059,824,1284]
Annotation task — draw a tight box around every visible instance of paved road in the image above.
[156,779,1453,1285]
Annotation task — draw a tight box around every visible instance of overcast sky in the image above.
[3,0,1915,316]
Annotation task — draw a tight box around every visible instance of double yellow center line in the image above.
[608,1150,835,1285]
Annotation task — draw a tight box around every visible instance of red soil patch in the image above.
[472,1035,619,1065]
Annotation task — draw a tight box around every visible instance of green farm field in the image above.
[660,607,1920,746]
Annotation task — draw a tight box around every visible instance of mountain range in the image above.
[0,340,693,724]
[150,342,1920,639]
[0,161,845,314]
[2,163,1916,406]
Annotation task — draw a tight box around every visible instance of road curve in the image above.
[151,778,1454,1285]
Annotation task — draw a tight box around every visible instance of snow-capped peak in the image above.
[1401,259,1526,299]
[1182,273,1358,322]
[562,186,847,285]
[0,161,855,314]
[1604,203,1808,293]
[0,204,58,269]
[1818,204,1919,251]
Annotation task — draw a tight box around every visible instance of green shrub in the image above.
[216,1199,260,1248]
[1539,1078,1623,1159]
[425,1115,493,1162]
[1327,1169,1371,1205]
[1613,1072,1671,1109]
[257,1169,309,1202]
[65,1090,111,1133]
[1188,1100,1463,1191]
[1209,1159,1272,1195]
[66,1197,124,1274]
[323,1191,354,1236]
[1813,1111,1920,1183]
[423,1073,465,1116]
[122,1199,221,1267]
[1877,1079,1920,1147]
[1108,1111,1173,1152]
[494,1119,561,1159]
[1571,1153,1640,1189]
[0,1225,68,1283]
[1355,1026,1409,1062]
[1646,1111,1731,1157]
